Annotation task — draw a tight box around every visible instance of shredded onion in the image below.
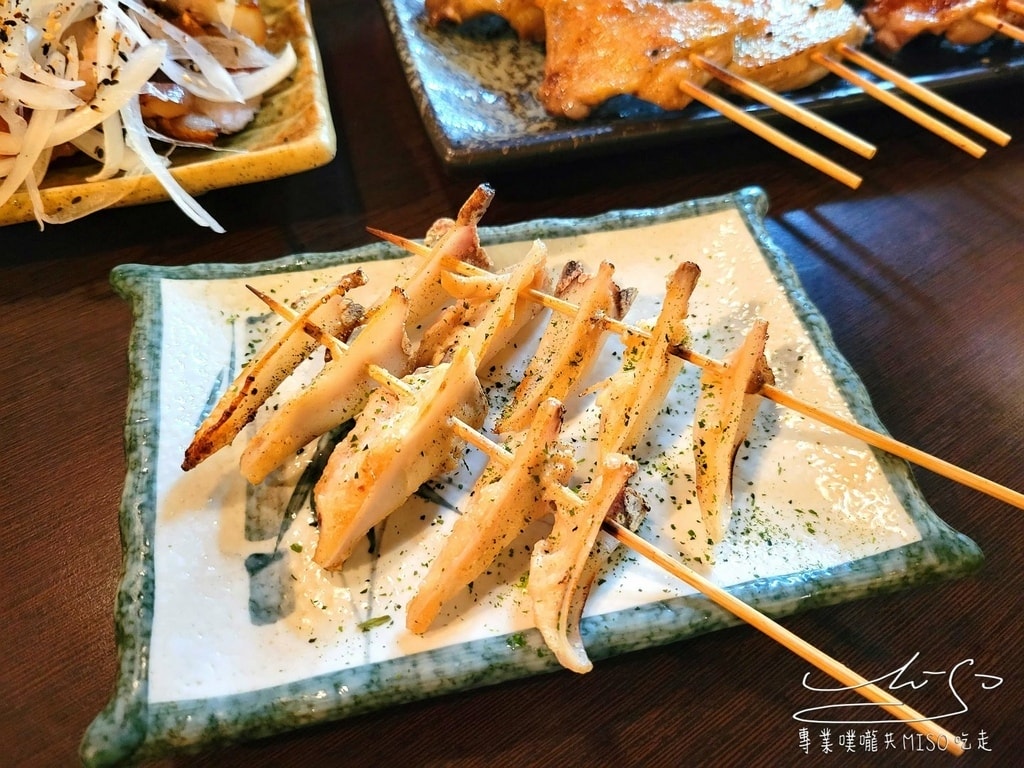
[0,0,296,230]
[47,41,168,148]
[122,0,244,102]
[234,43,298,101]
[121,94,225,232]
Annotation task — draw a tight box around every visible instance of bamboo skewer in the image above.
[368,227,1024,511]
[809,51,988,157]
[601,517,965,756]
[760,383,1024,509]
[247,285,349,356]
[692,55,878,159]
[444,411,965,757]
[835,43,1011,147]
[975,10,1024,43]
[677,78,863,189]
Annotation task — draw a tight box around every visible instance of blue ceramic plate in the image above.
[82,187,982,765]
[380,0,1024,168]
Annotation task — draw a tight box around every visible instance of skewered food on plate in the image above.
[176,185,1021,677]
[418,0,1014,176]
[416,241,550,368]
[529,452,642,673]
[596,260,699,459]
[239,287,415,485]
[720,0,869,92]
[537,0,741,119]
[390,183,496,327]
[182,271,366,471]
[406,398,574,633]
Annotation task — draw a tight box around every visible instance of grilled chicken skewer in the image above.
[862,0,1024,52]
[537,0,740,120]
[537,0,867,184]
[715,0,868,93]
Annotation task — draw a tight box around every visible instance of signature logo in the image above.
[793,652,1003,725]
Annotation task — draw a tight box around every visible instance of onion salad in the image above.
[0,0,298,231]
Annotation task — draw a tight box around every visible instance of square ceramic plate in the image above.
[380,0,1024,167]
[82,187,982,766]
[0,0,336,228]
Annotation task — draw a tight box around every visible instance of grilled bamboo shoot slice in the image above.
[596,261,700,458]
[416,241,551,369]
[529,453,641,673]
[312,346,486,570]
[181,271,366,471]
[239,288,415,485]
[406,398,574,633]
[693,318,774,542]
[497,260,635,433]
[393,185,495,327]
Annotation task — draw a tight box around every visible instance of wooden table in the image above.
[3,2,1023,766]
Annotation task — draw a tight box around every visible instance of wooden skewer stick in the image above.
[367,363,417,401]
[835,43,1011,147]
[247,285,350,357]
[1007,0,1024,14]
[601,517,965,756]
[449,414,964,756]
[676,78,863,189]
[974,10,1024,43]
[759,383,1024,509]
[692,55,878,159]
[809,51,988,158]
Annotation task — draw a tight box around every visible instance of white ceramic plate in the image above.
[0,0,336,227]
[81,187,981,765]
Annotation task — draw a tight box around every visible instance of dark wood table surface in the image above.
[3,2,1023,766]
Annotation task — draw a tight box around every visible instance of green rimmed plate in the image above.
[82,187,982,766]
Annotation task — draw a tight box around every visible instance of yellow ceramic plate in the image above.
[0,0,336,227]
